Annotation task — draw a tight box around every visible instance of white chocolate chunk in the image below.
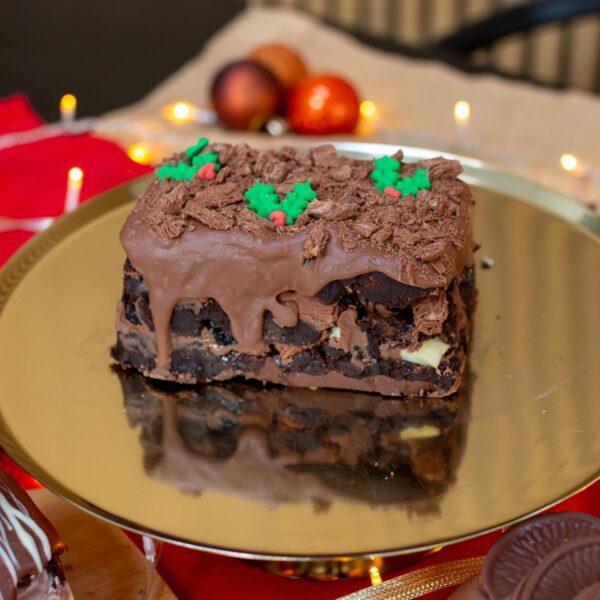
[400,425,441,440]
[400,336,450,368]
[329,326,341,341]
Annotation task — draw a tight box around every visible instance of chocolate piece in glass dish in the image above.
[117,369,467,509]
[0,471,72,600]
[112,140,476,397]
[451,512,600,599]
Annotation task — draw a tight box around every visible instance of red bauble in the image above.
[248,44,308,90]
[211,60,283,130]
[286,75,360,135]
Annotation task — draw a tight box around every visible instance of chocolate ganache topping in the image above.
[121,143,474,373]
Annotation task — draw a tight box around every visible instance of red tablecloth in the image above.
[1,94,598,599]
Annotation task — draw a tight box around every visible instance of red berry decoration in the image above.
[286,74,360,135]
[384,186,400,198]
[268,210,287,227]
[211,60,283,131]
[196,163,216,180]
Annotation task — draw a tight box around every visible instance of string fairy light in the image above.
[0,96,596,226]
[369,565,383,587]
[163,101,218,126]
[360,100,377,119]
[357,100,379,135]
[166,101,195,123]
[60,94,77,124]
[127,143,153,165]
[559,152,600,183]
[64,167,84,212]
[453,100,471,148]
[560,153,580,174]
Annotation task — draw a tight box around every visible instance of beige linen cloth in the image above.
[101,6,600,212]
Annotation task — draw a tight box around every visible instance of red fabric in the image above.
[0,95,598,599]
[0,94,151,266]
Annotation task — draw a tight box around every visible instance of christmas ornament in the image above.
[211,60,283,130]
[248,44,308,90]
[244,181,317,226]
[371,156,431,197]
[286,75,360,135]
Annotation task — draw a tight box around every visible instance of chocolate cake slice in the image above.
[117,369,466,507]
[0,472,72,599]
[112,141,475,396]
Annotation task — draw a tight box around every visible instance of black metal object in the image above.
[437,0,600,52]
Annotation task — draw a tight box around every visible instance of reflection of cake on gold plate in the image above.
[112,140,475,397]
[117,370,467,508]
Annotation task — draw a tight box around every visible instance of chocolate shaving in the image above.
[159,186,188,214]
[353,219,378,238]
[236,209,271,235]
[414,241,447,262]
[214,165,232,183]
[305,200,334,218]
[307,200,359,221]
[303,221,330,259]
[330,164,352,181]
[153,215,187,239]
[309,144,338,167]
[412,292,448,335]
[416,158,462,180]
[372,225,394,245]
[183,203,234,230]
[189,182,243,209]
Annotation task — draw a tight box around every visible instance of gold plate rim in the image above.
[0,143,598,561]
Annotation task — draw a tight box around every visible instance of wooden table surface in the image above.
[29,489,176,600]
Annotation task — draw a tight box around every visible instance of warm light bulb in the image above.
[68,167,83,185]
[168,101,195,122]
[127,143,153,165]
[360,100,377,119]
[369,565,382,587]
[60,93,77,113]
[560,153,579,173]
[454,100,471,124]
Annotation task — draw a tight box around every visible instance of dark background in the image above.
[0,1,245,120]
[3,0,595,121]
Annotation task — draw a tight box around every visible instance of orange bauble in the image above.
[286,74,360,135]
[248,44,308,90]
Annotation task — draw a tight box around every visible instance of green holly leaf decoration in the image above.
[371,156,401,191]
[282,181,317,225]
[396,168,431,197]
[157,137,220,181]
[244,182,281,219]
[370,155,431,197]
[244,181,317,225]
[185,137,209,160]
[156,162,197,181]
[192,151,221,171]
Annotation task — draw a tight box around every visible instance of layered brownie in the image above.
[113,141,475,396]
[0,472,72,600]
[118,370,466,507]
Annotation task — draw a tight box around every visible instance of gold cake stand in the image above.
[0,145,598,578]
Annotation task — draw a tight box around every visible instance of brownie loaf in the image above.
[113,142,475,396]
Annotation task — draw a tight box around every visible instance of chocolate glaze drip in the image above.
[120,145,474,375]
